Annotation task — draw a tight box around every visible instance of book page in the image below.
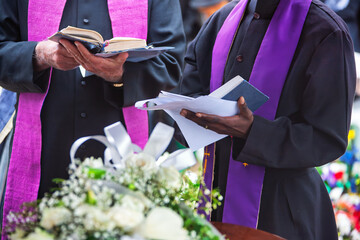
[135,75,269,150]
[61,26,103,43]
[136,92,239,150]
[209,75,244,98]
[104,38,146,52]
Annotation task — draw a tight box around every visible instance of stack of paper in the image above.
[135,91,239,150]
[135,76,269,151]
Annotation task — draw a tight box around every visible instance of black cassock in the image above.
[178,0,356,239]
[0,0,185,197]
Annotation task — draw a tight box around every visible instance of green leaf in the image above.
[86,190,97,205]
[87,167,106,179]
[52,178,65,184]
[128,183,136,190]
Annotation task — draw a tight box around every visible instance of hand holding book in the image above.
[180,96,255,139]
[49,26,174,62]
[179,75,266,139]
[48,26,147,54]
[33,40,80,72]
[135,75,269,150]
[60,39,128,83]
[45,25,175,79]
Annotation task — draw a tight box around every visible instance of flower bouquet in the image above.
[317,127,360,240]
[4,122,224,240]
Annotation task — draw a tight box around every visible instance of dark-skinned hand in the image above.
[34,40,79,72]
[180,96,254,139]
[59,39,128,83]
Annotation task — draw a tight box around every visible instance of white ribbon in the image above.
[157,149,196,171]
[143,122,174,159]
[70,122,197,171]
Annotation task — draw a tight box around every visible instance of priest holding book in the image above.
[0,0,186,232]
[178,0,356,239]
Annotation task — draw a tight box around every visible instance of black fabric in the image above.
[178,0,356,239]
[0,0,186,197]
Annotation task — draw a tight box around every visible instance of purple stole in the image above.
[2,0,148,236]
[204,0,311,228]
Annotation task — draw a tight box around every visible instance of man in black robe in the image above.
[0,0,185,206]
[178,0,356,239]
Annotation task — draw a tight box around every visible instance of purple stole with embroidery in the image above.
[2,1,148,236]
[203,0,311,228]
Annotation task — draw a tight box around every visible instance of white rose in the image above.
[74,205,115,231]
[157,166,181,190]
[109,206,144,230]
[23,228,54,240]
[40,207,72,230]
[125,153,158,173]
[121,195,147,212]
[138,207,188,240]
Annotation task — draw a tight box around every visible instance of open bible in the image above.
[48,26,173,62]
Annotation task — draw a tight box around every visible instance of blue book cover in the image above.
[210,75,269,112]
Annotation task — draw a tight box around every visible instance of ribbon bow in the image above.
[70,122,197,171]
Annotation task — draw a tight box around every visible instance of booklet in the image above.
[135,76,269,150]
[48,26,173,62]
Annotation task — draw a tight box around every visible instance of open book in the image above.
[135,75,269,150]
[48,26,173,62]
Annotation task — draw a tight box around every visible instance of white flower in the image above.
[121,234,146,240]
[157,166,181,190]
[138,207,188,240]
[329,187,343,202]
[23,228,54,240]
[184,170,199,184]
[9,228,26,240]
[125,153,158,173]
[83,157,104,168]
[132,191,154,209]
[121,194,147,212]
[109,206,144,230]
[40,207,72,230]
[74,205,115,231]
[351,229,360,240]
[339,193,360,205]
[336,212,352,236]
[352,161,360,176]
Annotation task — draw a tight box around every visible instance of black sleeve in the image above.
[234,29,356,168]
[104,0,186,108]
[0,0,50,93]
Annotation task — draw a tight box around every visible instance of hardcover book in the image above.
[48,26,173,62]
[209,75,269,112]
[135,75,269,150]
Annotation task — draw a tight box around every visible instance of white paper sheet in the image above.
[135,92,239,150]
